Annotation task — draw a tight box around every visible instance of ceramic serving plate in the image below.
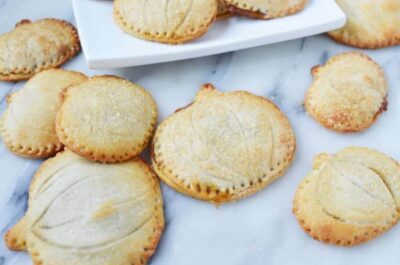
[72,0,346,69]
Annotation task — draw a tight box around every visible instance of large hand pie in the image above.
[5,150,164,265]
[152,84,296,203]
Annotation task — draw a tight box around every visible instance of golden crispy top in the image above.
[305,52,387,132]
[56,75,157,162]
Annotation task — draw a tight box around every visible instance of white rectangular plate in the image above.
[73,0,346,69]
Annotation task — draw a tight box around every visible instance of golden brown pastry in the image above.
[152,84,296,203]
[328,0,400,49]
[56,75,157,163]
[217,0,231,19]
[305,52,387,132]
[293,147,400,246]
[5,150,164,265]
[114,0,218,44]
[0,69,88,158]
[0,19,80,81]
[222,0,307,19]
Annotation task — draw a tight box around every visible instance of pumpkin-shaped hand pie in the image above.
[152,84,296,203]
[5,150,164,265]
[293,147,400,246]
[114,0,217,44]
[0,19,80,81]
[222,0,307,19]
[328,0,400,49]
[305,52,387,133]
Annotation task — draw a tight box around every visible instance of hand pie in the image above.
[5,150,164,265]
[222,0,307,19]
[114,0,217,44]
[56,75,157,163]
[152,84,296,203]
[0,69,88,158]
[305,52,387,132]
[0,19,80,82]
[293,147,400,246]
[328,0,400,49]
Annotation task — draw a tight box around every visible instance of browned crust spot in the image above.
[217,11,232,20]
[4,230,27,251]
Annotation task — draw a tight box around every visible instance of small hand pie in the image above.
[305,52,387,132]
[0,69,87,158]
[0,19,80,81]
[5,150,164,265]
[114,0,217,44]
[328,0,400,49]
[222,0,307,19]
[152,84,296,203]
[293,147,400,246]
[56,75,157,163]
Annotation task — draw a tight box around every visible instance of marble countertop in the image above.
[1,1,400,265]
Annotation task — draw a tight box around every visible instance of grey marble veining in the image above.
[1,1,400,265]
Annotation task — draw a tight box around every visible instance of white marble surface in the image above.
[1,1,400,265]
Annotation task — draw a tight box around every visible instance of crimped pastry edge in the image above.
[113,0,218,44]
[0,113,64,158]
